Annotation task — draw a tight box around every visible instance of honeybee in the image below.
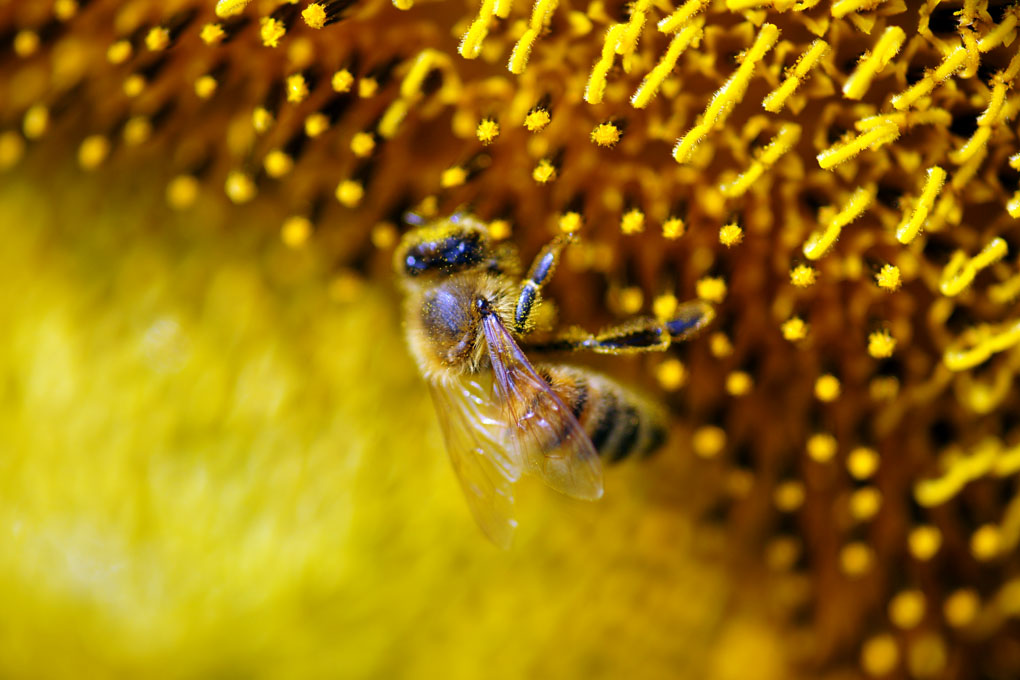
[395,214,713,547]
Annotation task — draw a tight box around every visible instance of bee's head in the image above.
[394,214,494,280]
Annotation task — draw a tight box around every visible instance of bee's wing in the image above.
[428,378,520,549]
[480,313,604,501]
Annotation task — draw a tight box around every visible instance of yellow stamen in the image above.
[631,23,702,109]
[225,170,256,204]
[302,3,328,29]
[891,45,969,111]
[145,27,170,51]
[0,131,25,170]
[281,216,313,247]
[868,330,896,358]
[802,186,873,260]
[476,119,500,144]
[807,433,837,462]
[720,123,800,198]
[718,223,743,247]
[814,374,841,401]
[591,122,621,147]
[440,166,468,188]
[831,0,885,18]
[620,209,645,234]
[674,24,780,163]
[656,359,687,390]
[216,0,253,18]
[77,135,110,170]
[508,0,560,74]
[200,23,226,45]
[762,39,829,113]
[331,69,355,93]
[817,121,899,170]
[263,150,294,178]
[304,113,330,137]
[194,75,218,99]
[166,175,199,210]
[532,159,557,183]
[524,108,551,132]
[287,74,309,103]
[875,264,901,291]
[22,104,49,140]
[252,107,274,134]
[335,180,364,208]
[662,216,685,239]
[13,31,40,57]
[781,317,808,341]
[692,426,726,458]
[260,17,287,48]
[847,447,879,480]
[696,276,727,303]
[106,40,132,64]
[895,166,947,244]
[790,264,817,287]
[350,132,376,158]
[657,0,709,33]
[584,25,627,105]
[943,318,1020,371]
[939,238,1008,297]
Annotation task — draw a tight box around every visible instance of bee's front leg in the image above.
[513,234,573,335]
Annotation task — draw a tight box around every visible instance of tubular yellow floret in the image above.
[842,26,905,100]
[940,238,1009,296]
[216,0,253,18]
[817,121,899,170]
[460,0,497,59]
[915,438,1020,507]
[617,0,652,57]
[585,25,627,104]
[658,0,709,33]
[978,8,1020,52]
[891,45,969,110]
[895,166,947,244]
[631,23,702,108]
[720,123,801,197]
[674,24,779,163]
[802,186,873,259]
[494,0,513,18]
[763,39,829,113]
[831,0,885,18]
[944,319,1020,371]
[508,0,560,74]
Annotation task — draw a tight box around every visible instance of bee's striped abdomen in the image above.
[542,365,668,463]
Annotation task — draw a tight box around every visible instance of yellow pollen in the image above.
[287,74,309,103]
[488,220,511,240]
[54,0,79,21]
[304,113,329,137]
[0,131,26,170]
[781,317,808,342]
[200,23,226,45]
[532,159,556,183]
[441,166,468,188]
[970,525,1001,561]
[358,78,379,98]
[790,265,817,287]
[281,216,313,248]
[145,27,170,51]
[861,634,899,676]
[331,69,354,93]
[350,132,376,158]
[839,542,874,577]
[591,122,621,147]
[944,589,980,628]
[850,487,882,522]
[166,175,199,210]
[718,224,743,247]
[868,331,896,358]
[335,180,364,207]
[814,374,841,401]
[662,217,685,239]
[22,104,49,140]
[252,107,274,134]
[774,481,805,512]
[696,277,726,304]
[889,590,925,630]
[709,332,733,358]
[692,426,726,459]
[908,525,942,561]
[655,359,686,390]
[725,371,753,396]
[260,17,287,48]
[621,209,645,234]
[13,30,40,57]
[524,109,551,132]
[122,116,152,146]
[807,433,837,462]
[194,75,218,99]
[371,223,398,249]
[225,171,256,204]
[558,212,582,234]
[618,287,644,315]
[263,150,294,178]
[476,119,500,144]
[123,74,146,98]
[652,294,677,321]
[107,40,132,64]
[847,447,879,479]
[302,3,329,29]
[216,0,253,18]
[77,135,110,170]
[876,264,901,291]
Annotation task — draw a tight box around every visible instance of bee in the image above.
[395,214,714,547]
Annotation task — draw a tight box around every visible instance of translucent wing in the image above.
[428,377,521,548]
[480,312,604,501]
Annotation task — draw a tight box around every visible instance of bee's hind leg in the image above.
[524,300,715,355]
[513,234,572,334]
